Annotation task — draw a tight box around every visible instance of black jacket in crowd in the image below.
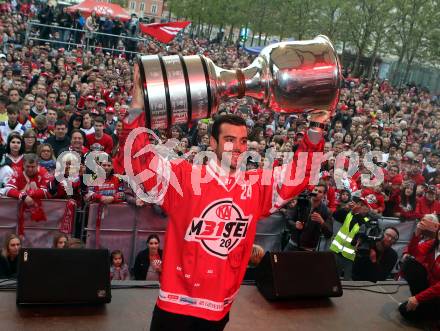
[0,255,18,279]
[285,201,333,250]
[352,244,398,282]
[132,248,163,280]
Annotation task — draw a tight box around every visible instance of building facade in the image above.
[128,0,165,22]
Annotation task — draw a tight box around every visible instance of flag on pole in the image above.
[139,21,191,44]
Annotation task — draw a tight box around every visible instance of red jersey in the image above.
[86,133,114,155]
[415,196,440,217]
[405,236,440,303]
[4,154,24,172]
[86,174,125,202]
[138,133,323,321]
[5,167,51,199]
[362,188,385,214]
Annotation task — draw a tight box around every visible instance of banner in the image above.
[140,21,191,44]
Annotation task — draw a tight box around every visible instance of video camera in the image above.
[295,190,317,223]
[351,218,383,256]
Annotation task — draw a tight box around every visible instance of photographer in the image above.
[283,183,333,251]
[352,227,399,282]
[399,214,440,321]
[330,193,372,280]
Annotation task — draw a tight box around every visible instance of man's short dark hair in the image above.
[384,226,400,241]
[55,120,67,127]
[0,95,8,105]
[8,87,20,96]
[316,180,328,193]
[211,114,246,143]
[6,104,19,114]
[94,116,105,125]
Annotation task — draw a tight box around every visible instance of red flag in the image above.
[140,21,191,44]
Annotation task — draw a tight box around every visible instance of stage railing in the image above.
[25,20,150,55]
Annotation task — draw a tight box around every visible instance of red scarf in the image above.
[18,200,47,236]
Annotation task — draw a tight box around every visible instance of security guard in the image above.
[330,194,371,280]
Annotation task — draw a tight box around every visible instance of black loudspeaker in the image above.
[255,251,343,300]
[17,248,111,305]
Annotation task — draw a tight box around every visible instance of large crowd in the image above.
[0,0,439,324]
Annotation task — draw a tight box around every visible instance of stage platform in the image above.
[0,281,434,331]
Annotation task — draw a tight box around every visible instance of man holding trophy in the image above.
[122,36,341,330]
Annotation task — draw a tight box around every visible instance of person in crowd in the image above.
[352,227,399,282]
[393,181,418,220]
[59,129,88,157]
[0,233,21,279]
[3,153,50,202]
[22,129,38,154]
[283,182,333,251]
[104,106,116,134]
[80,112,94,136]
[30,95,47,118]
[84,11,98,47]
[44,120,70,157]
[110,249,129,280]
[84,154,124,204]
[415,185,440,217]
[399,215,439,321]
[86,116,113,154]
[2,132,24,171]
[133,234,163,281]
[243,244,265,281]
[0,146,13,189]
[36,143,56,175]
[52,233,68,248]
[34,114,51,143]
[330,193,373,280]
[67,112,83,136]
[0,104,26,143]
[48,151,86,207]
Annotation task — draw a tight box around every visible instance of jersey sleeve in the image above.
[260,132,324,217]
[125,121,185,211]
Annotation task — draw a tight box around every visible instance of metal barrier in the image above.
[0,197,419,275]
[25,20,150,56]
[84,203,168,268]
[0,197,76,247]
[83,203,286,268]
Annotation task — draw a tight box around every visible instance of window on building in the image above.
[130,1,136,10]
[151,3,157,14]
[140,2,145,11]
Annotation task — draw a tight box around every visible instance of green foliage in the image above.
[168,0,439,68]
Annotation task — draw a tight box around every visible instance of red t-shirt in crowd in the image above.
[415,196,440,217]
[405,235,440,303]
[362,188,385,213]
[86,133,114,155]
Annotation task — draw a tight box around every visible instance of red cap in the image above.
[86,95,96,101]
[105,106,115,114]
[90,108,100,115]
[341,104,348,111]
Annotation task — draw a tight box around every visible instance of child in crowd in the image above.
[110,249,129,280]
[52,233,68,248]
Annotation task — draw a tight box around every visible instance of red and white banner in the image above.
[140,21,191,44]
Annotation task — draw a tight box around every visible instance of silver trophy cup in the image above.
[132,35,341,130]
